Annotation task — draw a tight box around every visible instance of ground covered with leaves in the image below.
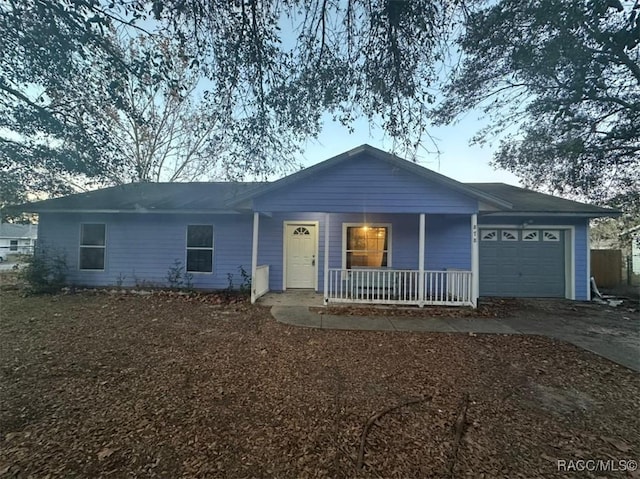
[318,297,521,318]
[1,290,639,478]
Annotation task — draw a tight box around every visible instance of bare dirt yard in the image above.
[1,289,639,478]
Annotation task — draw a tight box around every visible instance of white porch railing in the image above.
[251,265,270,303]
[326,268,474,307]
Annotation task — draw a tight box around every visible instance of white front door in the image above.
[285,224,317,289]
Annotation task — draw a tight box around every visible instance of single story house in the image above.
[16,145,618,307]
[0,223,37,261]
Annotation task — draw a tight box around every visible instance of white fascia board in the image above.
[31,209,245,214]
[478,201,501,212]
[480,211,618,218]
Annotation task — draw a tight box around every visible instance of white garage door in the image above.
[479,228,566,298]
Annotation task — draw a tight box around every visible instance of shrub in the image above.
[21,247,68,294]
[238,265,251,295]
[166,259,193,289]
[226,266,252,296]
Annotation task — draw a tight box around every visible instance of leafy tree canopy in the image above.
[4,0,637,221]
[0,1,132,200]
[1,0,468,207]
[437,0,640,215]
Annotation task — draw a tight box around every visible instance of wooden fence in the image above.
[590,249,622,288]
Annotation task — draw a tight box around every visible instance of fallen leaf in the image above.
[601,436,632,452]
[97,448,116,461]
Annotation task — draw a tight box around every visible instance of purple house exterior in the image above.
[20,145,617,307]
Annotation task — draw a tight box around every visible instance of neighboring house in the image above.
[14,145,618,307]
[0,223,37,261]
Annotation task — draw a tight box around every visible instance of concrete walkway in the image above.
[269,304,640,373]
[271,305,520,334]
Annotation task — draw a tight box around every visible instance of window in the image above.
[9,240,17,251]
[344,224,390,268]
[480,230,497,241]
[522,230,539,241]
[501,229,518,241]
[543,230,560,242]
[80,224,105,270]
[187,225,213,273]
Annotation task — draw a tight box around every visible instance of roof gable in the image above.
[230,144,512,210]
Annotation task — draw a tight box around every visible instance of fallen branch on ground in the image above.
[448,392,470,478]
[356,396,432,470]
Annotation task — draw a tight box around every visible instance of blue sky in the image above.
[130,10,523,187]
[299,113,522,186]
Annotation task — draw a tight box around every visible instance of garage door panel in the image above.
[479,229,565,298]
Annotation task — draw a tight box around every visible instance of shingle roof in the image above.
[10,146,618,218]
[15,182,264,213]
[467,183,618,215]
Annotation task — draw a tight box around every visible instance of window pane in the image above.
[347,251,387,268]
[346,226,388,268]
[187,249,212,272]
[80,247,105,270]
[10,240,17,251]
[187,225,213,248]
[81,224,105,246]
[347,227,362,249]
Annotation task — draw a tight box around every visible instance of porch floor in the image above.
[257,290,325,307]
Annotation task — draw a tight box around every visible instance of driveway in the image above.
[502,306,640,373]
[0,262,22,272]
[271,299,640,372]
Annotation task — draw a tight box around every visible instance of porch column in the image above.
[471,213,479,308]
[418,213,425,306]
[323,213,330,305]
[251,211,259,304]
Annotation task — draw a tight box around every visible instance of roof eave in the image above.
[15,208,245,215]
[480,210,620,218]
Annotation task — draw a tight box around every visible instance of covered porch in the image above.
[250,212,479,308]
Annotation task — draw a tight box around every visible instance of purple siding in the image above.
[38,213,253,289]
[35,207,589,300]
[478,216,590,300]
[426,215,472,271]
[258,213,470,292]
[252,155,479,214]
[38,211,473,292]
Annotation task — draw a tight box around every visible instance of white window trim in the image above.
[79,223,106,272]
[341,223,392,270]
[186,224,214,274]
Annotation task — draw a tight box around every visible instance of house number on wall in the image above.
[472,224,477,243]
